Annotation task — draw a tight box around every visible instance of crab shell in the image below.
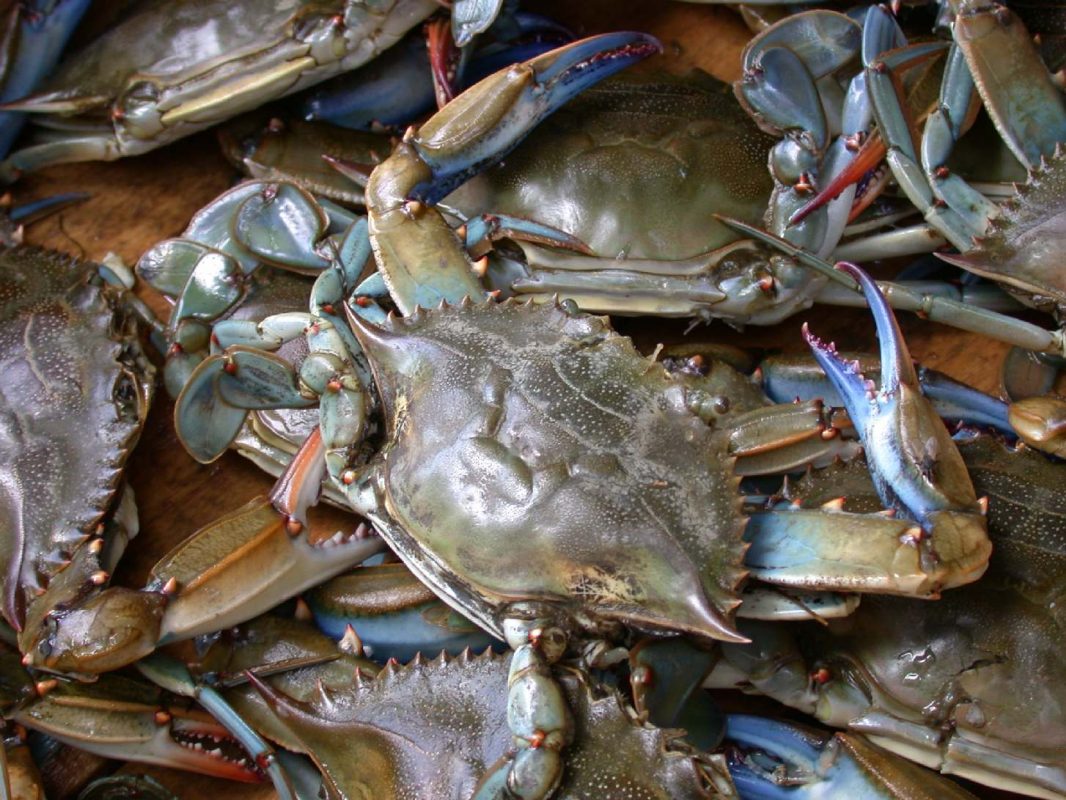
[250,648,728,799]
[347,298,748,644]
[444,70,774,261]
[0,245,153,630]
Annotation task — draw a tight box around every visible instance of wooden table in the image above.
[16,1,1021,797]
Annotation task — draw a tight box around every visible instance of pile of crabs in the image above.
[0,0,1063,798]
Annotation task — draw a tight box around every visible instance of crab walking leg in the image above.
[735,7,908,259]
[365,32,663,315]
[724,401,861,476]
[866,2,1066,249]
[474,614,573,800]
[719,217,1066,357]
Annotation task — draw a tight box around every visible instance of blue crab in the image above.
[26,34,999,798]
[0,0,439,178]
[708,433,1066,799]
[0,243,157,672]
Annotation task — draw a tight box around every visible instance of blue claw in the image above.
[803,262,989,584]
[409,31,662,205]
[803,262,915,436]
[0,0,91,160]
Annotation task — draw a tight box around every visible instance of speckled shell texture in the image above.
[0,246,152,627]
[259,649,717,799]
[357,299,746,642]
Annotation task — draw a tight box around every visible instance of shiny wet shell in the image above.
[351,299,746,643]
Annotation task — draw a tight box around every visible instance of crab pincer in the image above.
[365,30,663,315]
[803,262,991,592]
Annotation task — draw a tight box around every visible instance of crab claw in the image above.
[803,263,990,591]
[151,431,385,644]
[367,32,661,315]
[11,672,266,783]
[407,31,662,205]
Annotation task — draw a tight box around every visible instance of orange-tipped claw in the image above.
[788,131,888,228]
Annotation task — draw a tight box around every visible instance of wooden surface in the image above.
[15,1,1023,797]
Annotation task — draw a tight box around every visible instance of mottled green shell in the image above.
[946,144,1066,313]
[445,71,775,259]
[0,246,152,628]
[353,299,746,642]
[255,649,723,799]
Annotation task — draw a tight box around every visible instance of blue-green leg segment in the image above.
[717,217,1066,357]
[474,610,573,800]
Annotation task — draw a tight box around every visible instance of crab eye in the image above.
[116,82,164,139]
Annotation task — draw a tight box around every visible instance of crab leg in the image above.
[719,217,1066,357]
[866,1,1066,250]
[735,7,911,259]
[365,31,662,314]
